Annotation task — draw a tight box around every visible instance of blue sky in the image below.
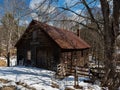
[0,0,99,14]
[26,0,31,5]
[0,0,66,25]
[0,0,101,25]
[0,0,100,10]
[0,0,30,5]
[0,0,3,5]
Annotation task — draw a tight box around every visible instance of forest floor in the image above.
[0,66,101,90]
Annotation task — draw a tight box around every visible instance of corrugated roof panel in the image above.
[15,20,90,49]
[35,20,90,49]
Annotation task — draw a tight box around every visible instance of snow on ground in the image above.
[10,56,17,66]
[0,66,101,90]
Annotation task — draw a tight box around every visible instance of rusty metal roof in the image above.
[15,20,90,49]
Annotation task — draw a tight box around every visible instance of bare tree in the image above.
[60,0,120,89]
[29,0,71,28]
[0,0,31,66]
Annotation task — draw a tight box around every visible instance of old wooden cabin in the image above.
[15,20,90,71]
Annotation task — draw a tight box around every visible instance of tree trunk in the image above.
[7,52,10,67]
[100,0,120,90]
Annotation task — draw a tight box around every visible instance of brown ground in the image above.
[0,78,36,90]
[0,86,16,90]
[64,87,75,90]
[0,78,10,83]
[16,81,36,90]
[0,60,7,66]
[51,82,59,89]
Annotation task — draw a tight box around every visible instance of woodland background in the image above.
[0,0,120,90]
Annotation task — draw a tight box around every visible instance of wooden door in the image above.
[36,49,47,68]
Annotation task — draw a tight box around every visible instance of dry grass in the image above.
[0,78,36,90]
[0,78,10,83]
[16,81,36,90]
[74,85,83,89]
[0,60,7,66]
[51,82,59,89]
[65,85,83,90]
[0,78,16,90]
[64,87,75,90]
[0,86,16,90]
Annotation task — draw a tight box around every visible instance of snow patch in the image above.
[0,66,101,90]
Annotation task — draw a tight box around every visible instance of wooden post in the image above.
[70,52,73,73]
[65,60,67,76]
[74,66,79,88]
[74,58,79,88]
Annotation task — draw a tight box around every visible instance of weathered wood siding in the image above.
[32,29,60,70]
[17,38,31,66]
[59,50,89,68]
[16,26,89,72]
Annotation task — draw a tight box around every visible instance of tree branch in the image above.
[113,0,120,37]
[82,0,104,37]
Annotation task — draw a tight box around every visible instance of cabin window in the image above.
[27,51,31,60]
[32,30,37,41]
